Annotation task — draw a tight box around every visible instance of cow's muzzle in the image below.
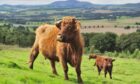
[57,34,64,42]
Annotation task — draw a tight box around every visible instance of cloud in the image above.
[79,0,140,4]
[0,0,140,5]
[0,0,61,5]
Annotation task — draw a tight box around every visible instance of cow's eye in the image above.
[68,27,71,30]
[68,26,72,30]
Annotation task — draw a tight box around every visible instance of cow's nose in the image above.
[57,34,64,42]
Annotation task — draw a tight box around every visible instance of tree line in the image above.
[0,24,35,47]
[0,23,140,58]
[83,32,140,53]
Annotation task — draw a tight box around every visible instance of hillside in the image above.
[0,0,140,25]
[47,0,95,8]
[0,48,140,84]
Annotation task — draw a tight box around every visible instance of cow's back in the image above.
[36,24,59,59]
[96,56,105,68]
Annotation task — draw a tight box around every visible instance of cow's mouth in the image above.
[57,37,63,42]
[57,35,65,42]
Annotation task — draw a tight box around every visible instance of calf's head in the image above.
[105,58,115,66]
[56,16,81,43]
[89,54,97,59]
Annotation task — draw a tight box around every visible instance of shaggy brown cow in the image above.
[28,16,84,83]
[89,54,115,79]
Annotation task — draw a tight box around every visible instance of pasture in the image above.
[81,17,140,26]
[80,17,140,35]
[0,47,140,84]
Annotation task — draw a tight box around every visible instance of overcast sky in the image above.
[0,0,140,5]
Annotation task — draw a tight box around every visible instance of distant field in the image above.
[80,17,140,35]
[80,27,137,35]
[81,17,140,26]
[0,47,140,84]
[23,17,140,35]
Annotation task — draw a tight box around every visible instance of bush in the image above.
[132,49,139,58]
[136,29,140,32]
[124,26,130,29]
[135,22,140,25]
[114,25,117,28]
[82,33,98,48]
[84,47,90,54]
[89,32,117,53]
[104,50,140,59]
[116,32,140,53]
[0,24,35,47]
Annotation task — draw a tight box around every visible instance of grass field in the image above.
[81,17,140,26]
[0,48,140,84]
[80,17,140,35]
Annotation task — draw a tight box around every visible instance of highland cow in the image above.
[89,54,115,79]
[28,16,84,83]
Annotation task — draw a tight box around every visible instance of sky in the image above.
[0,0,140,5]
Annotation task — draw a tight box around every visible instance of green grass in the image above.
[0,49,140,84]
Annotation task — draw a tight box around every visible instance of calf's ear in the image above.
[55,20,62,29]
[89,56,91,60]
[89,55,93,60]
[93,55,97,59]
[105,58,108,61]
[112,59,115,62]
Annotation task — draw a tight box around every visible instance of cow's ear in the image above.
[93,55,97,59]
[75,20,81,31]
[112,59,115,62]
[105,58,108,61]
[55,20,62,29]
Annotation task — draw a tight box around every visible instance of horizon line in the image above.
[0,2,140,6]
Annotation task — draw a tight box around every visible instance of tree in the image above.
[90,32,117,53]
[116,32,140,53]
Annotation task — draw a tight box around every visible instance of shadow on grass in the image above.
[20,76,43,84]
[61,77,94,84]
[0,61,21,69]
[49,74,57,78]
[84,80,96,84]
[113,77,122,81]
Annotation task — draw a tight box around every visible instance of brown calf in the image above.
[89,54,115,79]
[29,16,84,83]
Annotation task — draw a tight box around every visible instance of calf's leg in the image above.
[108,67,112,79]
[97,66,101,75]
[104,68,108,78]
[50,60,58,75]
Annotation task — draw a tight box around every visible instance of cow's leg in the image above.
[97,66,101,75]
[29,44,39,69]
[108,67,112,79]
[94,62,96,66]
[50,60,58,75]
[104,68,108,78]
[75,59,83,84]
[60,58,69,80]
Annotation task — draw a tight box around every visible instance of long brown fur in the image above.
[29,16,84,84]
[89,54,115,79]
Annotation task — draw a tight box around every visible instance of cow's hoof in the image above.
[78,81,83,84]
[53,72,58,75]
[64,77,69,80]
[78,79,83,84]
[29,66,33,69]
